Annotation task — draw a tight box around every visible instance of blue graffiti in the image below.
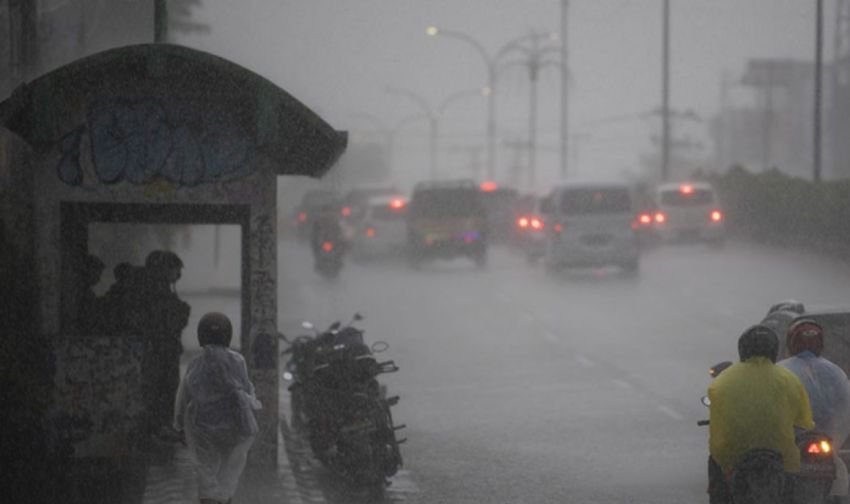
[58,99,254,186]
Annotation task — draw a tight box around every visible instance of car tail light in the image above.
[710,210,723,222]
[322,241,335,252]
[530,217,544,230]
[654,212,666,224]
[297,212,307,223]
[807,440,832,454]
[341,206,352,217]
[680,184,694,195]
[553,223,563,233]
[639,213,652,225]
[390,199,406,209]
[517,217,530,228]
[366,227,376,238]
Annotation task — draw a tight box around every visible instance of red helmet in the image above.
[786,319,824,356]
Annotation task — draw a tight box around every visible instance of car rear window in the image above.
[559,188,632,215]
[659,188,714,206]
[411,189,484,218]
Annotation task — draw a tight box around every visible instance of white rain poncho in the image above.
[174,345,262,502]
[779,351,850,496]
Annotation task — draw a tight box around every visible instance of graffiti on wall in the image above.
[57,99,255,187]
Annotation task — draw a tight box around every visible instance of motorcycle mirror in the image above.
[709,361,733,378]
[354,313,364,322]
[371,341,389,353]
[701,396,711,407]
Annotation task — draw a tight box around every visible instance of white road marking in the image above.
[658,404,684,420]
[575,353,595,368]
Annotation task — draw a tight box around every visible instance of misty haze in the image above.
[3,1,850,504]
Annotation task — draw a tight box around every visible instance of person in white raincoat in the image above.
[174,312,262,504]
[778,319,850,497]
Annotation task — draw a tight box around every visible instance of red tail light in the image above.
[366,227,376,238]
[341,206,352,217]
[530,217,544,230]
[553,223,563,233]
[807,440,832,454]
[654,212,666,224]
[517,217,530,228]
[297,212,307,223]
[390,199,406,209]
[639,214,652,225]
[322,241,334,252]
[710,210,723,222]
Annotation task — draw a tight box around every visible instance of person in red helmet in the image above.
[778,319,850,498]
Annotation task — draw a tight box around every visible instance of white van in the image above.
[542,181,640,273]
[652,182,725,245]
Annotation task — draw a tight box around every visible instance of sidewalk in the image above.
[140,384,326,504]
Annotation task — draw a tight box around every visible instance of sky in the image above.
[175,1,824,191]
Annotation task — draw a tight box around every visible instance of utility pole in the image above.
[661,0,671,181]
[814,0,824,182]
[560,0,570,178]
[155,0,168,43]
[8,0,39,86]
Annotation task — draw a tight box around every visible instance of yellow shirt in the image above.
[708,357,814,473]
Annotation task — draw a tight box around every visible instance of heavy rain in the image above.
[3,1,850,504]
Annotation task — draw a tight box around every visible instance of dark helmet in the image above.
[145,250,184,270]
[786,319,824,357]
[738,324,780,363]
[198,312,233,347]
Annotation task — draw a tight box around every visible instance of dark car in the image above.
[406,180,488,267]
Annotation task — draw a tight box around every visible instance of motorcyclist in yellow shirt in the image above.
[707,324,814,503]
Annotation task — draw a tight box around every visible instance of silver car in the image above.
[542,181,640,274]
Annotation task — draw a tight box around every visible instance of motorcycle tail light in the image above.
[298,212,307,222]
[710,210,723,222]
[655,212,666,224]
[553,223,563,233]
[807,440,832,454]
[341,206,351,217]
[322,241,334,252]
[366,227,376,237]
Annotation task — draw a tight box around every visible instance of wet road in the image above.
[276,238,850,504]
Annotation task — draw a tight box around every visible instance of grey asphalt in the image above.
[275,238,850,504]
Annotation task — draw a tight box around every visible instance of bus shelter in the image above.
[0,43,346,478]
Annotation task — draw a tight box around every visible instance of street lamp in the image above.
[498,31,564,191]
[427,26,498,181]
[386,87,489,181]
[386,86,438,180]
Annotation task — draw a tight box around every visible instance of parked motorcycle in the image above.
[700,361,838,504]
[281,314,405,489]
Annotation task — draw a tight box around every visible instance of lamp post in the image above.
[386,87,438,180]
[498,31,563,191]
[386,87,489,181]
[427,26,498,181]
